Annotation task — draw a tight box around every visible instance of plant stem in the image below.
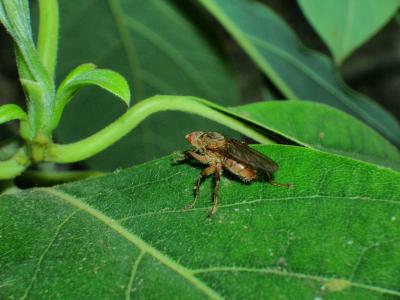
[48,95,274,163]
[37,0,59,79]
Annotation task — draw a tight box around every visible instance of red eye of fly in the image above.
[185,133,193,144]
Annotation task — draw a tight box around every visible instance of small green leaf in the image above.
[59,63,96,84]
[57,64,130,106]
[230,101,400,170]
[298,0,399,64]
[1,146,400,298]
[53,64,131,129]
[0,104,27,124]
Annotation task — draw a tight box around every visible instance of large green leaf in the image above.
[52,0,240,170]
[298,0,399,64]
[1,145,400,298]
[198,0,400,145]
[230,101,400,170]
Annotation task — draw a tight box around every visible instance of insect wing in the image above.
[221,139,278,173]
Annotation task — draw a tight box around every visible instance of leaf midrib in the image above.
[340,0,354,57]
[40,188,223,300]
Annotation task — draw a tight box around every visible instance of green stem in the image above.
[37,0,59,79]
[0,148,30,180]
[48,95,274,163]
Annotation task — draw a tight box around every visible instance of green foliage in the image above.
[298,0,399,64]
[0,0,133,177]
[0,0,398,177]
[54,0,241,169]
[231,101,400,170]
[0,1,399,297]
[0,0,54,139]
[0,104,27,124]
[1,145,400,298]
[199,0,400,145]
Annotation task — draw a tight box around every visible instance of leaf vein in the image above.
[126,251,146,300]
[348,242,379,281]
[20,210,78,300]
[40,188,222,300]
[118,194,400,222]
[192,266,400,296]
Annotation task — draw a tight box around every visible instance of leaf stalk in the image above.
[47,95,274,163]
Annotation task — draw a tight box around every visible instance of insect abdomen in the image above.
[224,158,257,182]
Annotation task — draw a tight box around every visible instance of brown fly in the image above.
[175,131,291,218]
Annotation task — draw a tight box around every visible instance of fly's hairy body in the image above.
[176,131,290,218]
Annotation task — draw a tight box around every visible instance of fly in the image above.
[175,131,292,218]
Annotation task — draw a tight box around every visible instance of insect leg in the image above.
[187,151,210,164]
[182,165,216,212]
[175,150,211,165]
[208,166,223,218]
[172,151,189,164]
[266,172,292,188]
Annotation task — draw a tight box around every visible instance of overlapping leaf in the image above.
[199,0,400,145]
[230,101,400,170]
[298,0,399,63]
